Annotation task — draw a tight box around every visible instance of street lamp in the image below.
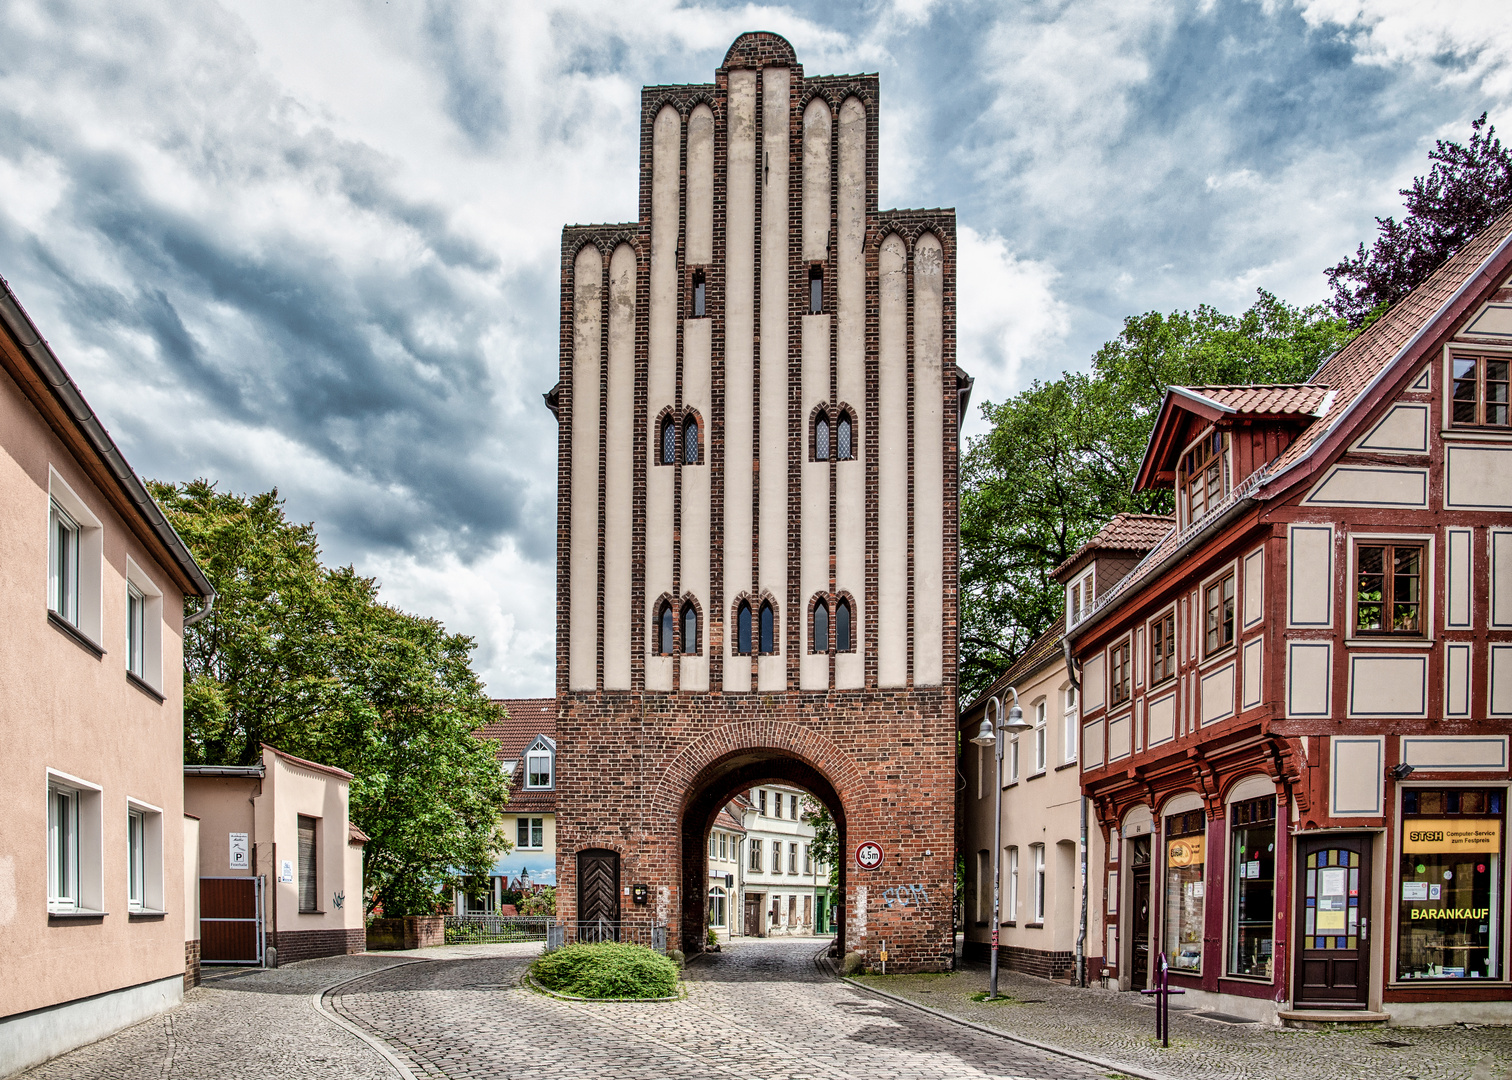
[970,686,1032,1000]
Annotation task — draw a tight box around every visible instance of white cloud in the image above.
[1299,0,1512,96]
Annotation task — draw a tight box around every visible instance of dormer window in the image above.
[1179,429,1230,528]
[1067,568,1094,626]
[526,743,554,789]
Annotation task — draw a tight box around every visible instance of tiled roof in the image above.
[1072,206,1512,640]
[477,698,556,762]
[716,802,747,834]
[1172,384,1331,417]
[1052,513,1175,577]
[962,616,1067,718]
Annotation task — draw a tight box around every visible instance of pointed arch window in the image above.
[684,415,700,464]
[657,601,675,655]
[836,597,852,652]
[812,597,829,653]
[682,601,699,655]
[759,601,775,655]
[660,415,676,465]
[737,600,752,655]
[837,412,853,460]
[815,415,830,461]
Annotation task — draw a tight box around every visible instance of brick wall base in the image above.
[962,940,1075,980]
[269,928,366,966]
[184,939,201,988]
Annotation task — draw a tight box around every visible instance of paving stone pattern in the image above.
[854,965,1512,1080]
[333,937,1102,1080]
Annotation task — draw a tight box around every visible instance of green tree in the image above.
[802,805,840,888]
[959,292,1353,701]
[150,479,509,915]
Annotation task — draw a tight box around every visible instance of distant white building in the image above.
[705,802,745,942]
[737,786,832,937]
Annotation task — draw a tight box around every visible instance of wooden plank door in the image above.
[1294,835,1371,1007]
[576,849,620,925]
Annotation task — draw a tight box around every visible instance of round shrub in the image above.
[532,942,679,999]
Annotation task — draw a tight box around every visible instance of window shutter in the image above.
[298,815,318,913]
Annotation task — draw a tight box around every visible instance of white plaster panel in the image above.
[759,67,789,687]
[1330,736,1384,816]
[1082,652,1106,712]
[878,233,909,687]
[1108,714,1131,762]
[649,105,680,414]
[801,315,830,692]
[1401,735,1508,772]
[684,319,712,676]
[758,653,785,693]
[801,97,831,264]
[1287,641,1332,718]
[1304,465,1428,507]
[646,654,672,692]
[1493,530,1512,627]
[1083,720,1105,768]
[1242,636,1264,710]
[1347,654,1427,717]
[1227,775,1275,805]
[681,653,708,692]
[1491,645,1512,716]
[1447,527,1474,629]
[914,234,945,687]
[722,71,756,693]
[1242,547,1264,628]
[1200,661,1236,725]
[834,98,866,689]
[604,244,636,689]
[569,244,602,691]
[1462,302,1512,339]
[1355,402,1429,453]
[1147,692,1175,747]
[1446,446,1512,509]
[1445,642,1471,717]
[686,104,714,264]
[1409,366,1430,391]
[1288,524,1333,627]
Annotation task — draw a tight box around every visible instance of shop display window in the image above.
[1164,809,1207,973]
[1396,788,1503,981]
[1228,796,1275,978]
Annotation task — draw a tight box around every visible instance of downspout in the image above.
[1065,638,1088,989]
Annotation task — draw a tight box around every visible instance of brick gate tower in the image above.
[551,31,965,971]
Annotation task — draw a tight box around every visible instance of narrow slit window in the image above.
[682,602,699,654]
[49,500,80,625]
[737,601,752,655]
[809,265,823,314]
[836,598,852,651]
[659,602,675,655]
[816,415,830,461]
[759,601,775,655]
[661,415,677,465]
[837,413,853,460]
[813,598,829,653]
[692,270,707,318]
[127,584,145,677]
[684,416,700,464]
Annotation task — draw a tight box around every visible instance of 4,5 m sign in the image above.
[855,841,884,871]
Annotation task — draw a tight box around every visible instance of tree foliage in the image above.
[959,292,1354,702]
[150,479,509,916]
[1327,114,1512,327]
[801,804,840,888]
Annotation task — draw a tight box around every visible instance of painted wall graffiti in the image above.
[881,883,930,908]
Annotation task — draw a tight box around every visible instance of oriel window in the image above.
[1452,354,1511,427]
[1355,543,1423,634]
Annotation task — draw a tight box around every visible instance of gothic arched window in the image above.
[682,601,699,655]
[837,412,853,460]
[815,415,830,461]
[737,601,752,655]
[812,598,829,653]
[684,416,700,464]
[658,601,675,655]
[759,601,775,655]
[836,597,852,651]
[660,415,676,465]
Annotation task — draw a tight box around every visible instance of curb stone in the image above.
[838,975,1180,1080]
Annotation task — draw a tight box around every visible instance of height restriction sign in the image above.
[855,841,884,871]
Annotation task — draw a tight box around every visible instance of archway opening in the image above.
[679,749,848,956]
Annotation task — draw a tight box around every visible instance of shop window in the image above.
[708,885,727,928]
[1227,796,1276,979]
[1397,788,1503,981]
[1451,354,1511,427]
[1164,809,1207,973]
[1355,542,1424,635]
[1204,572,1235,656]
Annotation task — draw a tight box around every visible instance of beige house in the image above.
[0,278,214,1076]
[184,745,366,966]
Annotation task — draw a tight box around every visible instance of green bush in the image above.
[532,942,679,999]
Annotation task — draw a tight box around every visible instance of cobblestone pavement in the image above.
[333,937,1105,1080]
[853,965,1512,1080]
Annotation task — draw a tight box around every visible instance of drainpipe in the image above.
[1065,638,1088,989]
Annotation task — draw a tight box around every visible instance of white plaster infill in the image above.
[0,973,183,1078]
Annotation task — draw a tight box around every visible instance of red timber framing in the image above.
[1066,207,1512,1025]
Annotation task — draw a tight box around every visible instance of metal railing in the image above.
[548,918,668,951]
[443,914,555,945]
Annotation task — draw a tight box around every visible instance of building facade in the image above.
[468,698,557,911]
[0,278,214,1076]
[706,801,745,941]
[1069,211,1512,1024]
[738,785,830,937]
[552,32,965,968]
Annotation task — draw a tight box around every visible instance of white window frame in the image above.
[1067,567,1095,627]
[47,469,105,645]
[708,885,727,928]
[1063,686,1079,764]
[1008,733,1020,783]
[1033,700,1047,774]
[47,769,104,914]
[749,837,762,872]
[125,798,165,913]
[1007,846,1019,920]
[525,749,553,790]
[124,559,165,691]
[1032,843,1047,924]
[517,816,544,849]
[789,841,799,875]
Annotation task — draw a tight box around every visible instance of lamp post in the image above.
[970,686,1033,1000]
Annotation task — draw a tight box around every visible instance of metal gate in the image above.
[200,876,264,965]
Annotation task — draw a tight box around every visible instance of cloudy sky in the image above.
[3,0,1510,696]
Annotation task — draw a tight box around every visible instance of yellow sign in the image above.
[1167,836,1205,867]
[1402,820,1501,854]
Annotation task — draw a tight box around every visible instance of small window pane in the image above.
[816,417,830,461]
[683,603,698,654]
[738,602,751,655]
[813,600,828,653]
[660,604,675,655]
[760,602,774,655]
[693,271,707,318]
[685,418,699,464]
[837,415,852,460]
[837,599,851,651]
[662,418,676,465]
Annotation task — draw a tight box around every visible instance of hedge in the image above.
[532,942,679,999]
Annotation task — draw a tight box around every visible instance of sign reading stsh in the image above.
[229,832,249,869]
[280,860,294,883]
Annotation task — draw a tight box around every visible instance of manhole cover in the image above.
[1373,1040,1414,1048]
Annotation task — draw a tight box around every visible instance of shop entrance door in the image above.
[1129,837,1152,991]
[744,894,762,936]
[1295,836,1371,1007]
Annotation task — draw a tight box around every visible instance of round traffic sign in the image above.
[855,841,884,870]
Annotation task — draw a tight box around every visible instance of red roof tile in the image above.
[1172,384,1332,417]
[477,698,555,762]
[1052,514,1175,578]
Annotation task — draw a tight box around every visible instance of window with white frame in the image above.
[47,471,104,644]
[526,748,553,789]
[789,842,799,874]
[1009,733,1020,783]
[708,886,727,928]
[1067,568,1094,626]
[803,844,812,874]
[1032,844,1046,923]
[517,817,544,849]
[1007,846,1019,921]
[749,837,763,872]
[1063,686,1078,764]
[1033,701,1047,773]
[125,800,164,913]
[757,789,767,815]
[709,832,717,857]
[789,793,798,820]
[720,833,728,861]
[50,501,80,626]
[124,560,164,691]
[127,808,145,911]
[47,772,102,914]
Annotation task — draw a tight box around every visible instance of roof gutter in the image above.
[1064,494,1257,645]
[1261,225,1512,500]
[0,276,215,609]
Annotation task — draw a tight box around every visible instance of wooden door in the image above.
[200,877,261,963]
[576,849,620,927]
[744,894,761,936]
[1295,836,1371,1007]
[1130,865,1151,991]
